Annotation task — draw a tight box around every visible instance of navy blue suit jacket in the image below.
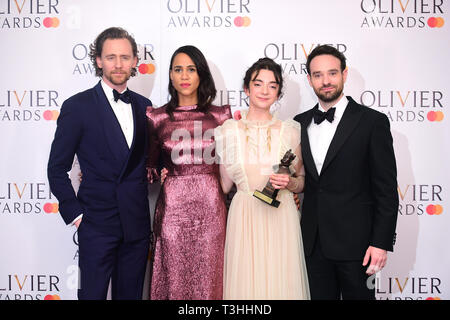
[48,81,151,242]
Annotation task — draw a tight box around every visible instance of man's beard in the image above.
[315,85,343,103]
[105,70,131,86]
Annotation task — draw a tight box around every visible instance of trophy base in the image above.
[253,190,280,208]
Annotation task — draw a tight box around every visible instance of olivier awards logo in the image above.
[0,89,60,122]
[0,274,61,300]
[360,0,446,29]
[72,43,156,77]
[137,44,157,76]
[0,182,58,214]
[397,183,444,216]
[360,89,445,123]
[263,43,348,76]
[369,275,443,300]
[0,0,60,29]
[166,0,252,28]
[214,88,249,109]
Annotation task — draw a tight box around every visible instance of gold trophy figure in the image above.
[253,149,296,208]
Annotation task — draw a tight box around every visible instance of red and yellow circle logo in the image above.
[234,16,251,27]
[427,111,444,122]
[43,17,60,28]
[43,203,59,214]
[138,63,156,75]
[43,110,60,121]
[427,17,445,28]
[426,204,443,215]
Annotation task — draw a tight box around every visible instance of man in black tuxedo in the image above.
[294,45,398,300]
[48,27,151,299]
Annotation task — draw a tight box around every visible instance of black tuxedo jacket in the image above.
[294,96,398,260]
[48,81,151,242]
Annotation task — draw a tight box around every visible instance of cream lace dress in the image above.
[214,111,310,300]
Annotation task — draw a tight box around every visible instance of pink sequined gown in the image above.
[146,104,231,300]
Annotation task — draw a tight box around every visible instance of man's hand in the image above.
[293,193,300,210]
[363,246,387,275]
[73,218,82,229]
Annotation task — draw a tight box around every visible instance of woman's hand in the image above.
[160,168,168,185]
[269,173,290,189]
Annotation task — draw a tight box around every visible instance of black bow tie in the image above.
[313,107,336,124]
[113,89,131,104]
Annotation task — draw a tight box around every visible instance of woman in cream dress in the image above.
[215,58,310,300]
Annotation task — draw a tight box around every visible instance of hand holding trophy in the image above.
[253,149,296,208]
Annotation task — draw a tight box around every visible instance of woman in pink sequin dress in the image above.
[146,46,231,299]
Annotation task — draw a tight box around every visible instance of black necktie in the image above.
[313,107,335,124]
[113,89,131,104]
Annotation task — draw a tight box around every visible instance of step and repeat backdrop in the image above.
[1,0,449,300]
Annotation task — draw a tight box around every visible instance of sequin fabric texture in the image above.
[146,104,232,300]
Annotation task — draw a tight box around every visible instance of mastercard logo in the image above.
[427,111,444,122]
[43,110,60,121]
[426,297,441,300]
[44,294,61,300]
[138,63,155,75]
[427,17,444,28]
[43,17,60,28]
[426,204,443,215]
[234,16,251,27]
[43,203,59,214]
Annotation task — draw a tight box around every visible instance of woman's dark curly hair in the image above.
[166,45,216,120]
[89,27,139,77]
[243,57,283,99]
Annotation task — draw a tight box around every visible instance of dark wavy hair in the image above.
[305,44,346,75]
[166,45,216,120]
[89,27,139,77]
[243,57,283,98]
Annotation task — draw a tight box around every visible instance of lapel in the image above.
[320,96,364,175]
[118,92,142,182]
[93,82,131,167]
[301,107,320,181]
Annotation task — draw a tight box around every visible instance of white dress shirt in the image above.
[307,95,348,175]
[100,80,134,148]
[71,81,135,225]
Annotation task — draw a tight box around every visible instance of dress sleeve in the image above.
[281,119,301,168]
[214,119,248,191]
[214,118,237,166]
[282,119,305,193]
[146,106,160,183]
[219,104,232,125]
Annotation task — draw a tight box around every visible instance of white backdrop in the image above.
[1,0,448,300]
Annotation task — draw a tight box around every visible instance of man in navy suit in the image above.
[48,27,151,300]
[294,45,398,299]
